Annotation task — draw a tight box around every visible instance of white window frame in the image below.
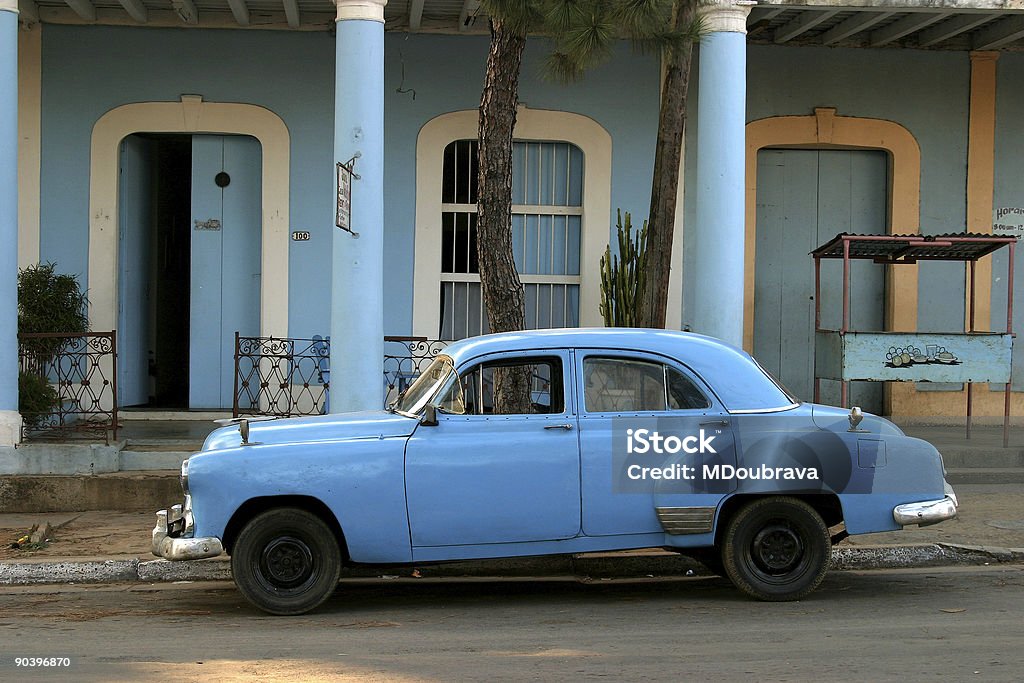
[439,140,585,338]
[413,107,612,339]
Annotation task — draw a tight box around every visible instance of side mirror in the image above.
[421,404,438,427]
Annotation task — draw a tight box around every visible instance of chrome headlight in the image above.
[180,458,190,495]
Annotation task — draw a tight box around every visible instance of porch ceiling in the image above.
[15,0,1024,51]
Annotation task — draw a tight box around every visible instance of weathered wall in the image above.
[35,25,660,338]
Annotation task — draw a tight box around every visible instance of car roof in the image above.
[441,328,797,413]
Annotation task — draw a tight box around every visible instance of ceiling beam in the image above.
[227,0,250,26]
[973,15,1024,50]
[748,7,786,24]
[821,11,893,45]
[117,0,147,23]
[459,0,481,32]
[917,14,995,47]
[409,0,425,31]
[774,9,839,44]
[870,12,946,47]
[282,0,299,28]
[171,0,198,25]
[64,0,95,21]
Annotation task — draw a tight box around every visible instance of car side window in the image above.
[667,367,712,410]
[439,357,564,416]
[583,357,710,413]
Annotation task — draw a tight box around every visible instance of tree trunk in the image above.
[637,0,698,329]
[477,18,532,413]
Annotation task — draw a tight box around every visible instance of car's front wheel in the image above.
[722,497,830,601]
[231,507,342,615]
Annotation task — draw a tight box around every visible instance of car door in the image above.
[404,350,581,549]
[576,350,738,537]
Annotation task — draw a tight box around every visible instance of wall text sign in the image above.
[336,153,361,237]
[993,207,1024,238]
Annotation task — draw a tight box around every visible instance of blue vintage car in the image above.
[152,328,957,615]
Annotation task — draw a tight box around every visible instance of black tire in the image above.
[722,497,830,602]
[231,507,342,616]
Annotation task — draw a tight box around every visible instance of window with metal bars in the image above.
[439,139,584,340]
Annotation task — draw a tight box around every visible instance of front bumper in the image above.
[893,493,959,527]
[152,506,223,561]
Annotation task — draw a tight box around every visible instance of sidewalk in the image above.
[1,483,1021,585]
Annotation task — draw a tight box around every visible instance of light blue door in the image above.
[189,136,262,409]
[118,136,154,407]
[576,351,737,537]
[754,150,887,412]
[404,351,581,549]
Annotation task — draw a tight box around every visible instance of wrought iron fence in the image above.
[17,332,118,442]
[233,334,449,418]
[233,334,331,418]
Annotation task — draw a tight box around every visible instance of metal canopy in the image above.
[811,233,1018,263]
[15,0,1024,50]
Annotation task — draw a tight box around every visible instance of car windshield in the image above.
[393,355,458,416]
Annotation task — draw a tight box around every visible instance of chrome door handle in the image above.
[544,423,574,430]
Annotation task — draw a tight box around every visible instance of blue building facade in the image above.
[3,0,1024,447]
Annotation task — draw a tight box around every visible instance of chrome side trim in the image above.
[152,509,224,561]
[728,403,801,415]
[893,496,958,527]
[656,506,716,535]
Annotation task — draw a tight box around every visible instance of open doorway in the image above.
[118,133,262,410]
[119,134,191,409]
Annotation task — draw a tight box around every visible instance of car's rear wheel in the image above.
[722,497,830,601]
[231,507,342,615]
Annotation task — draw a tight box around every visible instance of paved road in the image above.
[1,567,1022,682]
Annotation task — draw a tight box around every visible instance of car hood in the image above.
[201,410,419,452]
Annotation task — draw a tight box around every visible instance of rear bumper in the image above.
[152,508,223,561]
[893,494,958,527]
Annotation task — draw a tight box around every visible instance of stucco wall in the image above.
[39,25,336,337]
[992,51,1024,388]
[36,25,660,338]
[683,45,973,342]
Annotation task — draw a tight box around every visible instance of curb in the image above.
[2,544,1023,586]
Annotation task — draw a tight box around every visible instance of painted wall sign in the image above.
[194,219,221,231]
[336,153,361,236]
[993,207,1024,237]
[815,331,1013,383]
[292,231,311,242]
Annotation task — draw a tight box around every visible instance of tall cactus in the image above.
[600,210,649,327]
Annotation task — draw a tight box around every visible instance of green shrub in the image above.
[18,371,59,429]
[17,263,89,422]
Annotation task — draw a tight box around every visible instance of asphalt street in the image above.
[0,565,1022,682]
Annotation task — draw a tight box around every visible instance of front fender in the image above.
[186,436,413,563]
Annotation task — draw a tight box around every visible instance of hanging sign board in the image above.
[993,207,1024,238]
[336,153,361,236]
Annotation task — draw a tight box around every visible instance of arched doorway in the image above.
[90,97,290,409]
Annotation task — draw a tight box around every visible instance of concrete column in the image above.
[691,0,754,348]
[330,0,386,412]
[0,1,22,445]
